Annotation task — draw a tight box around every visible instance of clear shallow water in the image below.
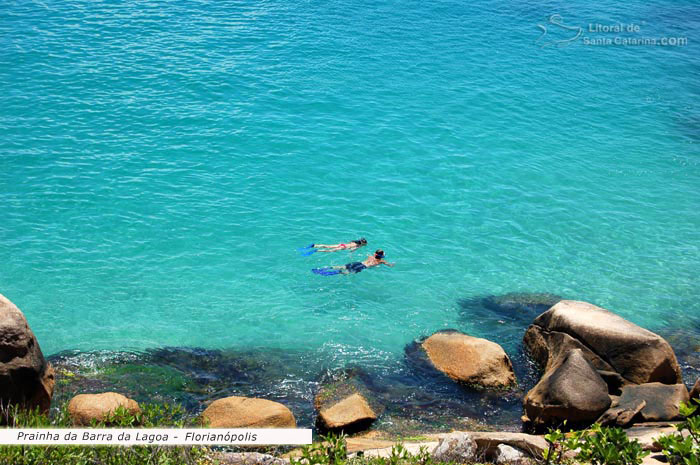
[1,0,699,428]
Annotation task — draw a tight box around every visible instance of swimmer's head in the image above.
[374,249,384,259]
[358,238,367,246]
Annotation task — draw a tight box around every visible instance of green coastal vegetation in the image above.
[1,403,208,465]
[2,399,699,465]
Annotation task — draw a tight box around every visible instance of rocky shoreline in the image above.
[2,291,699,463]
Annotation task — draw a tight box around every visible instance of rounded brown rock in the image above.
[68,392,141,426]
[421,330,516,388]
[201,396,296,428]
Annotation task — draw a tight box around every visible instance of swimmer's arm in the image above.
[380,260,395,267]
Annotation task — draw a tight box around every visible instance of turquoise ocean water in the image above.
[1,0,699,429]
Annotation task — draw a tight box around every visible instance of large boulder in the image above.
[524,300,682,385]
[0,293,55,414]
[68,392,140,426]
[201,397,296,428]
[523,349,611,429]
[420,330,516,389]
[617,383,689,421]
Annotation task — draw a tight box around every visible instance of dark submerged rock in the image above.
[457,292,562,328]
[51,344,529,434]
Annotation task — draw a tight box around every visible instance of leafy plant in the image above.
[388,443,410,465]
[543,421,649,465]
[0,401,209,465]
[570,423,648,465]
[543,424,566,465]
[290,432,349,465]
[542,422,578,465]
[413,446,435,465]
[657,399,700,465]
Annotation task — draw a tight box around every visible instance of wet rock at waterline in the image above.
[68,392,141,426]
[0,293,55,414]
[524,300,682,385]
[201,396,296,428]
[315,368,380,433]
[659,328,700,388]
[317,393,377,433]
[409,330,517,389]
[50,345,528,433]
[523,349,611,430]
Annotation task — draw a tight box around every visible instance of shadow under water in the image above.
[49,343,530,435]
[456,292,562,333]
[47,291,699,435]
[46,292,566,435]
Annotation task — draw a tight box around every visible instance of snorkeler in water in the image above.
[298,238,367,256]
[312,249,394,276]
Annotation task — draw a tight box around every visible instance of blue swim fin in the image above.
[312,267,342,276]
[298,244,317,256]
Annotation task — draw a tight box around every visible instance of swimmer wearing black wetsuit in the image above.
[339,249,395,274]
